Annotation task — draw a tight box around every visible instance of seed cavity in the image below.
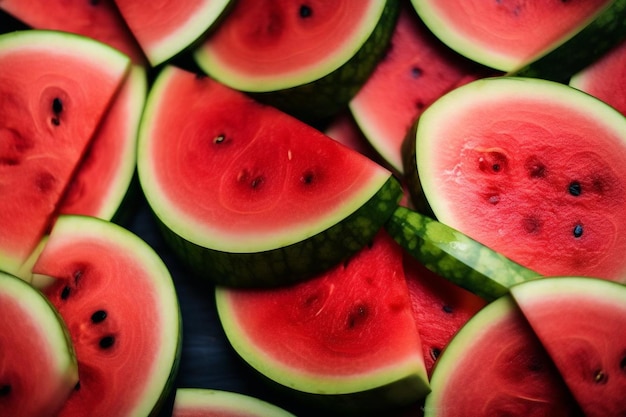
[301,170,315,185]
[91,310,107,324]
[442,305,453,314]
[346,304,369,329]
[522,215,542,234]
[299,4,312,18]
[525,156,547,179]
[99,335,115,349]
[573,224,583,238]
[213,134,226,144]
[569,181,582,196]
[593,369,608,384]
[0,384,11,396]
[477,149,508,174]
[411,66,423,78]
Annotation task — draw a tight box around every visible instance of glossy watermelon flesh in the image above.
[570,38,626,117]
[510,277,626,417]
[411,0,612,72]
[349,3,494,174]
[414,77,626,282]
[0,271,78,417]
[57,65,146,222]
[215,231,428,402]
[31,215,181,417]
[114,0,232,66]
[0,30,130,276]
[0,0,147,65]
[402,254,486,376]
[424,295,584,417]
[138,66,392,254]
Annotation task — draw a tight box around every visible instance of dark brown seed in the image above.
[91,310,107,324]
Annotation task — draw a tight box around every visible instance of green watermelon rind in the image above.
[511,0,626,83]
[155,175,403,287]
[385,206,541,301]
[215,286,430,414]
[0,270,78,413]
[172,388,296,417]
[194,0,400,121]
[33,215,182,417]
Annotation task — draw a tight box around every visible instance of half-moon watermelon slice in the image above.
[193,0,399,121]
[410,0,626,80]
[423,295,584,417]
[0,30,130,277]
[215,230,429,414]
[31,215,181,417]
[510,277,626,417]
[0,270,78,417]
[114,0,233,66]
[137,65,401,287]
[408,77,626,283]
[172,388,296,417]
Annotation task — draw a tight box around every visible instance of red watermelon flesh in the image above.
[0,0,147,65]
[0,30,130,275]
[57,65,146,222]
[349,3,495,174]
[510,277,626,417]
[570,39,626,117]
[215,230,428,399]
[32,215,181,417]
[403,254,486,376]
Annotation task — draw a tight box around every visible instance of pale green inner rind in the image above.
[215,287,429,401]
[0,271,78,399]
[37,215,182,417]
[173,388,296,416]
[146,0,233,66]
[194,1,387,92]
[415,76,626,231]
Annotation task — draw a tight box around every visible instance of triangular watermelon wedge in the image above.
[0,30,130,276]
[510,277,626,417]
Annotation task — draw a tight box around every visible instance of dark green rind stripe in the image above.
[157,175,402,288]
[385,206,541,301]
[252,0,400,123]
[400,121,434,217]
[511,0,626,83]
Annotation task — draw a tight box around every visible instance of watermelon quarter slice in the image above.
[193,0,399,121]
[138,65,401,287]
[215,231,429,414]
[408,76,626,283]
[510,277,626,417]
[32,215,181,417]
[411,0,626,82]
[0,271,78,417]
[0,30,130,276]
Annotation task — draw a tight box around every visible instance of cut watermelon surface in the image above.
[0,30,130,276]
[411,76,626,282]
[32,215,181,417]
[510,277,626,417]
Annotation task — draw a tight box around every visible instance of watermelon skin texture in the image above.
[510,277,626,417]
[138,65,402,288]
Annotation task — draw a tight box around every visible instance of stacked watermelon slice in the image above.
[0,0,626,416]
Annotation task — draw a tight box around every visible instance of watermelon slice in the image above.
[31,215,181,417]
[137,65,401,287]
[407,76,626,283]
[57,65,147,223]
[570,38,626,117]
[410,0,626,81]
[349,3,494,174]
[510,277,626,417]
[215,230,429,414]
[0,30,130,276]
[0,0,147,65]
[423,295,584,417]
[114,0,233,66]
[172,388,296,417]
[0,270,78,417]
[193,0,399,121]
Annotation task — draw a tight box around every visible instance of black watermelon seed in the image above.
[91,310,107,324]
[573,224,583,238]
[411,66,423,78]
[301,170,314,185]
[442,305,454,314]
[60,285,71,300]
[299,4,312,18]
[431,348,441,361]
[99,335,115,349]
[569,181,582,196]
[52,97,63,114]
[0,385,11,396]
[74,381,81,391]
[620,356,626,372]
